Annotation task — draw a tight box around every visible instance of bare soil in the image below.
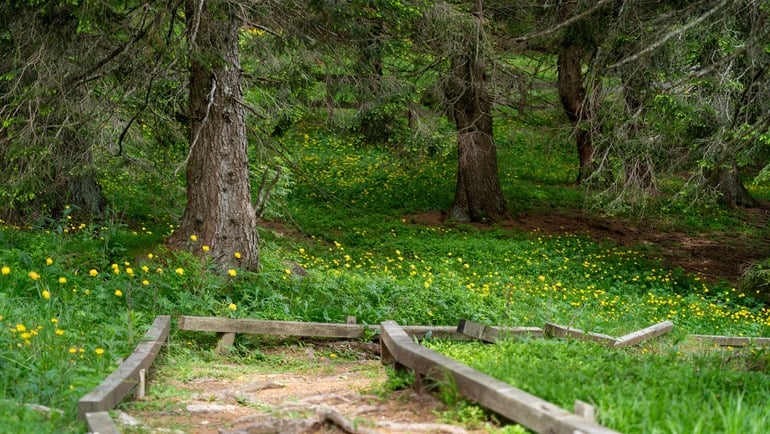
[123,344,489,434]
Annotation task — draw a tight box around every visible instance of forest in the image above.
[2,1,770,432]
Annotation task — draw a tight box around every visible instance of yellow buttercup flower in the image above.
[234,252,242,259]
[202,245,210,252]
[228,303,237,311]
[89,269,98,277]
[16,324,26,332]
[95,348,105,355]
[228,269,237,277]
[175,268,184,275]
[190,234,198,242]
[42,290,51,300]
[28,271,41,281]
[46,258,53,266]
[114,289,123,297]
[2,266,10,275]
[58,277,67,284]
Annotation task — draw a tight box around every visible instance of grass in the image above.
[1,105,770,432]
[426,338,770,433]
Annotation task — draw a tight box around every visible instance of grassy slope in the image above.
[1,107,769,432]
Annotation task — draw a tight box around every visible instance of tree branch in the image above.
[608,0,728,70]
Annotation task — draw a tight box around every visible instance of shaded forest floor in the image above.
[405,204,770,285]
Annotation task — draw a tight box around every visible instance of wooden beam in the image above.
[78,316,171,420]
[544,323,618,347]
[177,316,471,340]
[178,316,369,338]
[688,334,770,347]
[613,321,674,348]
[380,321,620,434]
[456,319,543,342]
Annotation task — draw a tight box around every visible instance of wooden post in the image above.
[215,332,236,354]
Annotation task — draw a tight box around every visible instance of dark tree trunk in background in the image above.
[444,55,506,222]
[49,127,107,219]
[168,0,259,271]
[707,161,756,208]
[557,43,594,184]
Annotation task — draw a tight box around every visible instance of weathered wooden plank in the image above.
[177,316,470,340]
[544,323,618,347]
[613,321,674,348]
[78,316,171,420]
[456,319,543,342]
[380,321,619,434]
[85,411,120,434]
[688,334,770,347]
[178,316,369,338]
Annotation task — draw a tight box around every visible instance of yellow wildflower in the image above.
[42,290,51,300]
[1,266,10,275]
[46,258,53,266]
[228,269,237,277]
[114,289,123,297]
[202,245,210,252]
[228,303,237,311]
[28,271,41,281]
[58,277,67,284]
[55,329,64,336]
[175,268,184,275]
[190,234,198,242]
[234,252,242,259]
[142,280,150,286]
[16,324,26,332]
[89,269,98,277]
[95,348,105,355]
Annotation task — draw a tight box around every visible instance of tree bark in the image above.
[168,0,259,271]
[706,161,756,208]
[444,55,506,222]
[557,43,594,184]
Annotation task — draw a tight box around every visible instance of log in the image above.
[456,319,543,342]
[544,323,618,347]
[380,321,619,434]
[613,321,673,348]
[78,316,171,419]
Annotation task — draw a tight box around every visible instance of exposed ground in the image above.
[120,343,493,434]
[121,208,770,433]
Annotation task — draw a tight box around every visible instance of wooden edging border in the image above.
[75,315,770,433]
[380,320,620,434]
[77,315,171,428]
[178,315,472,341]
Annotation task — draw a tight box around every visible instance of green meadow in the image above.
[1,110,770,432]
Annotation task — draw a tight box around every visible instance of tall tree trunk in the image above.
[444,55,506,222]
[168,0,259,271]
[557,43,594,184]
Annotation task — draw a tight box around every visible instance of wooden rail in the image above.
[78,315,171,422]
[178,315,472,341]
[379,320,620,434]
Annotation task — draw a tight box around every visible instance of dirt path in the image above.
[120,344,494,434]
